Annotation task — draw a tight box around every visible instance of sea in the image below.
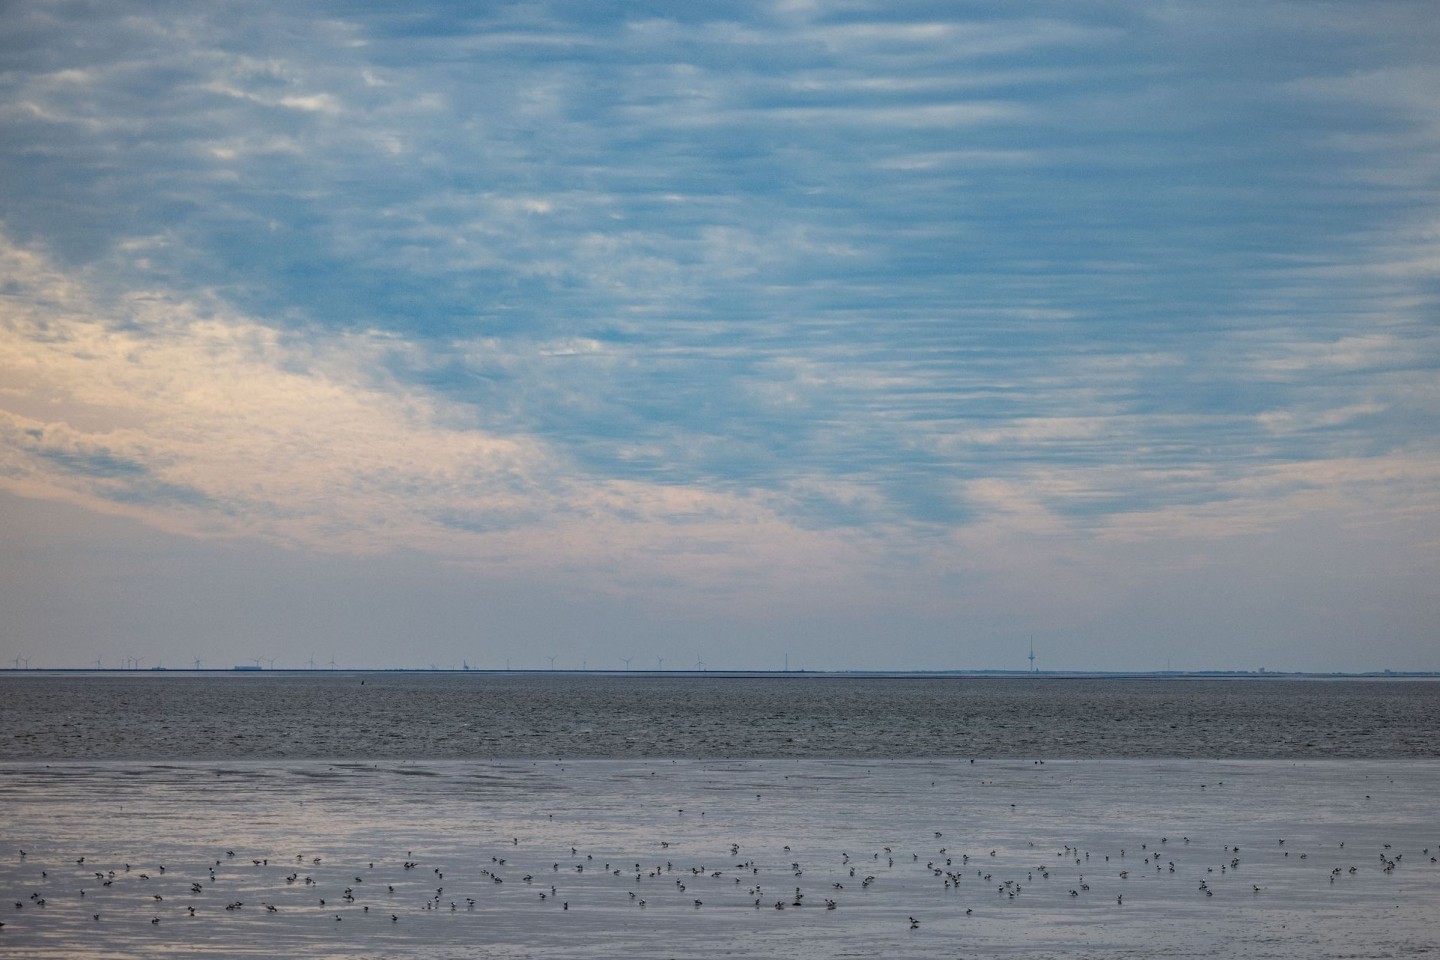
[1,673,1437,958]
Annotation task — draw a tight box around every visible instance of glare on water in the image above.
[2,757,1437,959]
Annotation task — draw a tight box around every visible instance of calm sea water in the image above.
[2,675,1437,958]
[1,673,1437,760]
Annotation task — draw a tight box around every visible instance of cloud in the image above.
[0,230,542,542]
[6,221,1435,606]
[1,1,1438,666]
[0,230,916,608]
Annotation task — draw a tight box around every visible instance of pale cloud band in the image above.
[1,1,1438,666]
[4,228,1435,620]
[0,231,890,606]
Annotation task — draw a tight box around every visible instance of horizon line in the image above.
[3,667,1438,680]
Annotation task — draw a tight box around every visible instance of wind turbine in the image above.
[305,655,317,670]
[695,656,705,671]
[131,656,144,670]
[253,656,264,669]
[326,656,337,669]
[656,656,664,671]
[192,658,203,670]
[93,657,104,669]
[262,657,277,670]
[547,655,557,671]
[620,656,632,671]
[9,656,20,670]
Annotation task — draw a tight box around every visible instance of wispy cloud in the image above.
[1,1,1437,666]
[0,231,905,608]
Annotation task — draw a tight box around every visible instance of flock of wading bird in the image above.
[3,805,1434,941]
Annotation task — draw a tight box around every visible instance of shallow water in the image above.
[1,758,1436,959]
[3,673,1437,760]
[2,675,1437,958]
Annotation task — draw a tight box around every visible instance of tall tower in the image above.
[1028,638,1036,673]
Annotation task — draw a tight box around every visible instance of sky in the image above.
[1,1,1437,673]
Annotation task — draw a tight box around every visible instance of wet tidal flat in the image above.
[3,758,1438,959]
[2,674,1437,958]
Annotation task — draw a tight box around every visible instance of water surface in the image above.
[3,673,1436,760]
[3,674,1436,958]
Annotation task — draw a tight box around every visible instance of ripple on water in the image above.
[3,674,1438,761]
[9,758,1435,960]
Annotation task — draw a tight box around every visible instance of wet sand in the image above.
[2,758,1436,959]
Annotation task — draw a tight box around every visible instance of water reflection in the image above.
[2,758,1437,959]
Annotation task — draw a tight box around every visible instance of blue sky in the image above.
[2,1,1437,671]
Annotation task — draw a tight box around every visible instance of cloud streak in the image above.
[1,0,1437,668]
